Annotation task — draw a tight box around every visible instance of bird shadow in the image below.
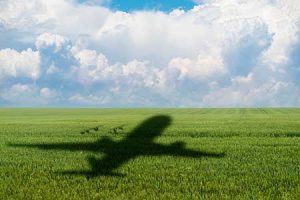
[8,115,225,177]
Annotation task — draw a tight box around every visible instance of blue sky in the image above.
[105,0,196,12]
[0,0,300,107]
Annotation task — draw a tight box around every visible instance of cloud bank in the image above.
[0,0,300,107]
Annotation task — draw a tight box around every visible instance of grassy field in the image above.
[1,108,300,199]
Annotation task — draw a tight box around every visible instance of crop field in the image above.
[1,108,300,199]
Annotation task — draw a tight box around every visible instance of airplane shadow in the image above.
[9,115,225,177]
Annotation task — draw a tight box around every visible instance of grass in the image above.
[0,108,300,199]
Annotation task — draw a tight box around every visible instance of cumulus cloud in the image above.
[46,64,60,75]
[0,84,60,106]
[68,94,109,105]
[202,80,300,107]
[3,83,33,99]
[72,48,167,91]
[0,83,35,105]
[168,53,226,81]
[35,33,67,51]
[0,0,300,107]
[40,87,58,100]
[0,48,40,80]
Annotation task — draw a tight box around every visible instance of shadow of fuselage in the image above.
[9,115,225,177]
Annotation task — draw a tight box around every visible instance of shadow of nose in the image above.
[146,115,172,127]
[129,115,172,138]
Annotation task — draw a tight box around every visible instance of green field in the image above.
[1,108,300,199]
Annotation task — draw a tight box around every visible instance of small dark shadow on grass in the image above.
[269,132,300,137]
[80,125,102,134]
[8,115,225,177]
[286,132,300,137]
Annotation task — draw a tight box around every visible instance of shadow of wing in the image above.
[8,137,117,153]
[8,142,98,152]
[145,143,225,158]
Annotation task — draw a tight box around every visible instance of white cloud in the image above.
[46,64,60,75]
[0,0,49,29]
[40,87,58,100]
[35,33,67,51]
[0,0,110,40]
[231,73,254,86]
[0,83,35,103]
[5,83,32,97]
[0,48,40,80]
[68,94,109,105]
[168,53,226,81]
[0,0,300,107]
[72,48,167,91]
[169,9,185,17]
[202,79,300,107]
[0,83,60,105]
[74,49,100,67]
[72,49,110,84]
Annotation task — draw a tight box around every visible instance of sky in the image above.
[90,0,197,12]
[0,0,300,107]
[111,0,195,12]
